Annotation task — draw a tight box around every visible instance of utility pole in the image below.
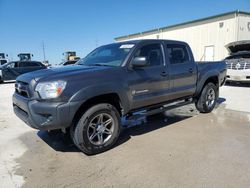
[42,41,46,62]
[95,39,99,47]
[10,53,13,61]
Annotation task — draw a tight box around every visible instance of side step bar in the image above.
[143,99,193,116]
[122,99,193,127]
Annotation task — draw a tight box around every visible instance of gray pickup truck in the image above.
[13,39,227,155]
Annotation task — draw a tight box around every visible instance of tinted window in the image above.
[29,62,41,67]
[167,44,190,64]
[134,43,163,66]
[7,62,17,68]
[19,62,40,67]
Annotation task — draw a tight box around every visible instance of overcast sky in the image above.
[0,0,249,64]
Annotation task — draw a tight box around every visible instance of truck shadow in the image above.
[37,107,198,153]
[37,99,226,153]
[217,97,226,105]
[225,82,250,87]
[37,130,78,152]
[117,113,192,146]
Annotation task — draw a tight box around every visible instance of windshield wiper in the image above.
[79,63,115,67]
[89,63,114,67]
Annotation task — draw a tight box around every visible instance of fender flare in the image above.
[69,83,130,114]
[196,70,219,96]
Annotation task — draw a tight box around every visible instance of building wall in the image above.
[116,13,250,61]
[237,15,250,41]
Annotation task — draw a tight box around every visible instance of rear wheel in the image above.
[71,103,121,155]
[195,82,218,113]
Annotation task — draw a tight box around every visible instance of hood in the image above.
[17,65,113,83]
[225,40,250,54]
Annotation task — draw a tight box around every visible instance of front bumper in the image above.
[226,69,250,82]
[12,93,79,130]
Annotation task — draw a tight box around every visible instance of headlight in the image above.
[35,81,66,99]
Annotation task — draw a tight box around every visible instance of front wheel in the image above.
[195,82,218,113]
[71,103,121,155]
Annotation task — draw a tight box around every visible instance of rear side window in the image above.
[29,62,41,67]
[6,62,15,68]
[19,62,41,67]
[133,43,163,66]
[167,44,190,64]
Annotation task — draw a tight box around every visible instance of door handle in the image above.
[189,68,193,73]
[161,71,167,77]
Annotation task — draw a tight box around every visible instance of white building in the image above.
[115,10,250,61]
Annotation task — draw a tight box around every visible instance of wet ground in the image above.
[0,82,250,188]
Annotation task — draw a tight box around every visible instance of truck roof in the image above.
[115,39,187,45]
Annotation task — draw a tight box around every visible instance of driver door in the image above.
[127,42,170,110]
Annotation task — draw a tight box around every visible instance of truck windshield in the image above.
[77,43,135,67]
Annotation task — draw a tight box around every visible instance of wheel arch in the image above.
[196,74,219,97]
[71,93,123,128]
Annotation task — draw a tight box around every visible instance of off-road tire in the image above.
[71,103,121,155]
[195,82,218,113]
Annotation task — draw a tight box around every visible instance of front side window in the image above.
[167,44,190,64]
[6,62,16,68]
[77,43,135,67]
[133,43,163,66]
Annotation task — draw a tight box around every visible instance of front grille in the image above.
[226,59,250,70]
[15,81,29,98]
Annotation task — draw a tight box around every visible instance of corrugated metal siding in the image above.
[116,13,250,61]
[237,15,250,41]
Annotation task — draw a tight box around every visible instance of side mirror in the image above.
[131,57,148,67]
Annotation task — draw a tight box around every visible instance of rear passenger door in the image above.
[165,43,197,99]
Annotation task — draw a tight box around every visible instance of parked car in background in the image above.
[0,61,46,83]
[225,40,250,83]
